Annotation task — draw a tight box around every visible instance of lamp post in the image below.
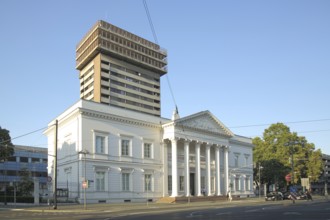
[146,175,150,207]
[258,163,263,199]
[53,120,58,209]
[78,149,88,210]
[13,181,16,207]
[324,159,328,199]
[285,140,302,185]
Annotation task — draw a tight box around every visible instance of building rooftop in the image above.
[75,20,167,75]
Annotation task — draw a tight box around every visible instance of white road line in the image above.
[283,212,302,215]
[245,208,261,213]
[186,211,203,218]
[216,212,232,215]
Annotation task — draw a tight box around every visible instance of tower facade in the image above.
[76,20,167,116]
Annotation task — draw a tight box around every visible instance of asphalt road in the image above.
[111,201,330,220]
[0,199,329,220]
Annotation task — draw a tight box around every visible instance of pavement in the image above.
[0,195,328,216]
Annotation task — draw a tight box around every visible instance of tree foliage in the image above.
[253,123,323,187]
[17,168,34,197]
[0,126,14,161]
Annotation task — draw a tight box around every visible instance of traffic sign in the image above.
[285,174,291,182]
[47,176,52,182]
[290,185,297,193]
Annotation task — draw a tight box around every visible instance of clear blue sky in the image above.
[0,0,329,154]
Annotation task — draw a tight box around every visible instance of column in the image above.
[195,142,201,196]
[171,138,178,197]
[184,140,190,197]
[243,175,246,192]
[215,146,221,196]
[33,177,40,205]
[163,141,168,197]
[224,146,229,192]
[205,143,211,196]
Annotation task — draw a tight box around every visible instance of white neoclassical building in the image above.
[44,100,254,203]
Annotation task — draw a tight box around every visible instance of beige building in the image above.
[76,20,167,116]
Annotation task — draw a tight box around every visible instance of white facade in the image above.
[44,100,254,203]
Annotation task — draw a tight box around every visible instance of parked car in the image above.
[284,191,307,200]
[296,192,307,200]
[282,191,291,200]
[265,192,283,201]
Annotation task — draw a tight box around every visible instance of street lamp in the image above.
[78,149,89,210]
[258,163,263,199]
[146,175,150,207]
[285,140,303,185]
[324,159,328,199]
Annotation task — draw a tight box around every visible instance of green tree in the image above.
[0,126,14,161]
[17,168,34,197]
[254,159,290,190]
[253,123,323,188]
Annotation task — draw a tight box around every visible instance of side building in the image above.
[0,145,48,198]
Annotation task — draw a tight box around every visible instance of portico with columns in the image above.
[162,110,253,198]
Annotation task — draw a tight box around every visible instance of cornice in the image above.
[79,108,162,129]
[229,137,254,148]
[177,124,232,138]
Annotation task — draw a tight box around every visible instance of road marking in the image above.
[283,212,302,215]
[186,211,203,218]
[216,212,232,215]
[245,208,261,213]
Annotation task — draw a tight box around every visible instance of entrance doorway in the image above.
[190,173,195,196]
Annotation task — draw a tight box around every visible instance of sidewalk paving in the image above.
[1,195,328,216]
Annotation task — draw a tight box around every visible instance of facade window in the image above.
[179,176,184,191]
[144,143,152,158]
[96,171,105,191]
[144,174,152,191]
[245,176,250,191]
[244,154,249,167]
[20,157,28,163]
[121,139,130,156]
[95,136,105,154]
[234,154,239,167]
[7,156,16,162]
[32,158,40,163]
[168,175,172,191]
[122,173,130,191]
[93,131,108,154]
[235,176,240,191]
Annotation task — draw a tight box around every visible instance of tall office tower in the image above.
[76,20,167,116]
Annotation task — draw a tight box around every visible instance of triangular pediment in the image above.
[175,111,234,137]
